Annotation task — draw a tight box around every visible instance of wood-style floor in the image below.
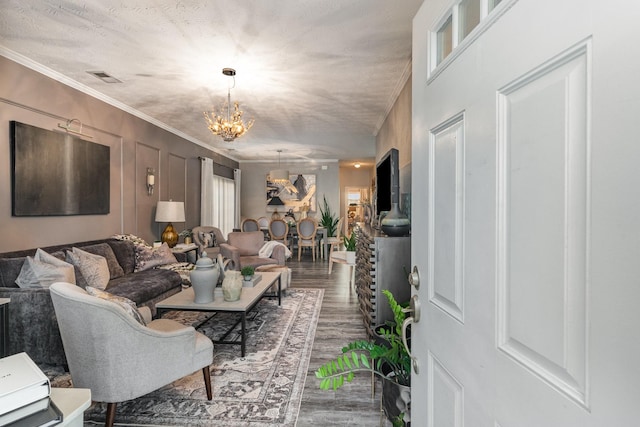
[289,252,389,426]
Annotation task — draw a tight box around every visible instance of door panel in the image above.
[412,0,640,425]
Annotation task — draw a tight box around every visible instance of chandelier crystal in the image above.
[204,68,254,142]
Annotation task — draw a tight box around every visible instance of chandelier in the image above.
[204,68,254,142]
[270,150,291,185]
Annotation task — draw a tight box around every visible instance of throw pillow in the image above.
[199,231,216,248]
[15,248,76,288]
[66,247,110,290]
[85,286,147,325]
[134,242,178,272]
[79,243,125,279]
[112,234,152,248]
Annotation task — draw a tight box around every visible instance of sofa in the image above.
[220,231,288,271]
[0,238,185,366]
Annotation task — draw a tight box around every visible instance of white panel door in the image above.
[411,0,640,426]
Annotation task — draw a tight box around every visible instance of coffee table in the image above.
[156,271,281,357]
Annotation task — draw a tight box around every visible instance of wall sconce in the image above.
[354,162,361,168]
[146,168,155,196]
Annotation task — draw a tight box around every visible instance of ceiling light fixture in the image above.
[269,150,291,185]
[204,68,254,142]
[354,162,361,168]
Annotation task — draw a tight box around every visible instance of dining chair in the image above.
[321,216,344,258]
[269,219,290,249]
[256,217,270,229]
[241,218,260,232]
[297,218,318,261]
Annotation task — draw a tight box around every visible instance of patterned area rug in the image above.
[50,288,323,426]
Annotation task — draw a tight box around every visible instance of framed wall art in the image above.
[266,173,316,214]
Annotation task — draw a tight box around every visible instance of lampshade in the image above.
[270,169,290,183]
[155,201,185,223]
[269,150,291,185]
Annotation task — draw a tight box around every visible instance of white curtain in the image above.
[213,175,236,236]
[200,157,215,226]
[200,157,237,237]
[234,168,241,230]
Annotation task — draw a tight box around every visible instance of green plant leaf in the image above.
[344,354,352,370]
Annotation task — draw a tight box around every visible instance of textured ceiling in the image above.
[0,0,422,162]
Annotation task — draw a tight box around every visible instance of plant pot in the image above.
[381,375,411,426]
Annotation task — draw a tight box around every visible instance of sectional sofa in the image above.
[0,238,185,366]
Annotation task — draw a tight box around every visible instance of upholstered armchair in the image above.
[49,282,213,427]
[220,231,287,270]
[192,226,227,257]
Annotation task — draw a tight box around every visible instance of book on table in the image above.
[0,352,51,416]
[0,396,62,426]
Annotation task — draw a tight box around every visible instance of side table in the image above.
[0,298,9,357]
[172,243,198,263]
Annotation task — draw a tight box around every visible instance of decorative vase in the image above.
[381,202,410,237]
[189,251,220,303]
[222,270,243,302]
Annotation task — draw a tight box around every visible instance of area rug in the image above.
[50,288,323,426]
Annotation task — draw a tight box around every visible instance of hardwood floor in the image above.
[289,254,389,426]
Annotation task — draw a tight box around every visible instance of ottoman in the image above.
[255,264,291,295]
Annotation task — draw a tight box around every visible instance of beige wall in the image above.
[0,56,237,251]
[376,76,412,198]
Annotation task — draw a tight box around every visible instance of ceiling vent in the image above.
[87,71,122,83]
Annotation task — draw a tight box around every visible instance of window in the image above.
[431,0,514,75]
[488,0,503,12]
[458,0,481,40]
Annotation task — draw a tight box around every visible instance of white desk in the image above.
[50,388,91,426]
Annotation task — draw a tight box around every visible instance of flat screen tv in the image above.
[375,148,399,215]
[11,121,110,216]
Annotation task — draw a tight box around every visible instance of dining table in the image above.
[261,224,328,258]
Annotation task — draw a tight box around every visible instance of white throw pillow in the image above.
[15,249,76,288]
[66,247,110,290]
[85,286,147,325]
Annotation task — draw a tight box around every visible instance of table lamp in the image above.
[155,200,185,248]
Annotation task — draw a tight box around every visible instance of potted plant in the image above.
[319,195,340,237]
[179,229,193,245]
[240,266,255,281]
[315,290,411,426]
[343,231,356,263]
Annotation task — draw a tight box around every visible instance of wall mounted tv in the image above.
[11,121,110,216]
[375,148,399,215]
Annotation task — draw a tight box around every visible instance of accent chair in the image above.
[49,282,213,427]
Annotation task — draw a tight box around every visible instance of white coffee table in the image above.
[156,271,281,357]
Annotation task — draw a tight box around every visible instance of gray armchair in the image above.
[49,282,213,427]
[220,231,287,270]
[192,226,227,258]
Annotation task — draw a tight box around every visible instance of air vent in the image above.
[86,71,122,83]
